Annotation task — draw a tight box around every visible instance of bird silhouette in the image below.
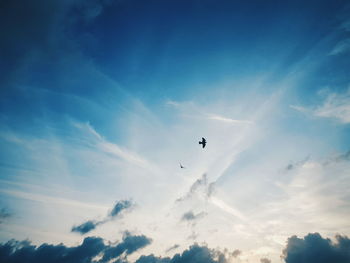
[199,137,206,148]
[180,163,185,169]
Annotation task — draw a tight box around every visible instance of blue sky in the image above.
[1,1,350,263]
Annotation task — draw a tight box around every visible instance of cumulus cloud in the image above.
[110,200,134,217]
[71,220,100,235]
[137,244,231,263]
[181,211,196,221]
[170,244,229,263]
[72,199,134,235]
[291,89,350,123]
[101,232,152,262]
[8,232,350,263]
[137,244,239,263]
[0,238,242,263]
[0,232,151,263]
[136,254,171,263]
[282,233,350,263]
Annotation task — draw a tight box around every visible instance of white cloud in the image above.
[207,114,253,125]
[166,100,253,125]
[329,16,350,56]
[1,86,349,262]
[313,91,350,123]
[330,39,350,55]
[73,121,161,174]
[291,89,350,123]
[289,105,308,113]
[0,188,109,211]
[209,196,246,220]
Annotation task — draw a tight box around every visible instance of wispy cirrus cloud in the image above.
[73,121,161,174]
[330,16,350,56]
[291,89,350,123]
[253,150,350,246]
[207,114,253,125]
[0,188,109,211]
[166,100,253,125]
[330,39,350,55]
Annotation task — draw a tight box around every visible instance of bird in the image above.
[199,137,206,148]
[180,163,185,169]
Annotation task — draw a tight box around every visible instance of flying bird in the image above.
[199,137,206,148]
[180,163,185,169]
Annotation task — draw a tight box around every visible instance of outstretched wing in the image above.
[199,137,207,148]
[202,137,206,148]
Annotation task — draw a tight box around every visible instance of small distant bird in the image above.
[199,137,206,148]
[180,163,185,169]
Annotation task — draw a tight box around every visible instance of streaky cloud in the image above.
[75,121,159,173]
[330,16,350,55]
[209,196,246,220]
[330,39,350,55]
[0,188,108,211]
[208,114,253,125]
[165,244,180,253]
[291,89,350,123]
